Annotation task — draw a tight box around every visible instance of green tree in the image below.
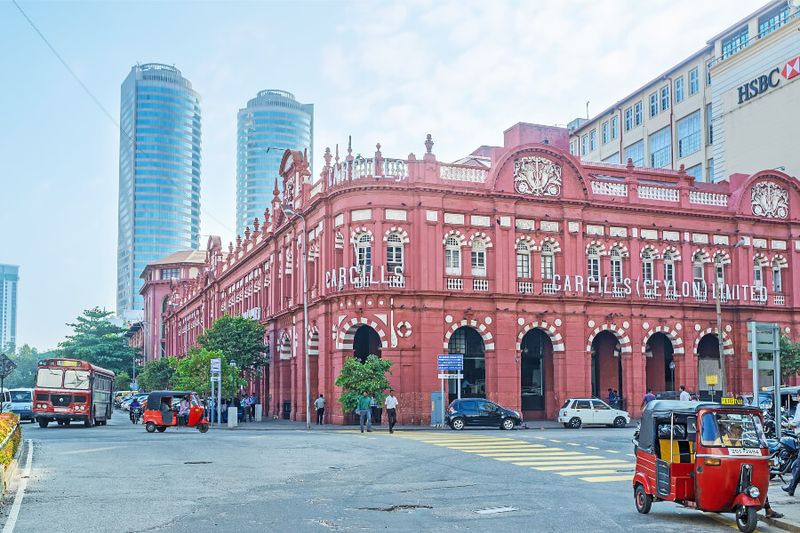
[57,307,135,374]
[171,347,244,397]
[4,345,48,389]
[196,315,267,373]
[780,335,800,378]
[115,371,132,391]
[137,357,177,392]
[335,355,393,413]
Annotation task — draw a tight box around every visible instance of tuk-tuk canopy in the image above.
[637,400,762,451]
[146,391,193,407]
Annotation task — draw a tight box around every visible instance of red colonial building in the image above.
[157,122,800,424]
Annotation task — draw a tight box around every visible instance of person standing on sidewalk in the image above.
[314,394,326,425]
[384,390,398,433]
[357,392,372,433]
[679,386,691,402]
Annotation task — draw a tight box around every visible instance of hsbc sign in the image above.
[737,55,800,105]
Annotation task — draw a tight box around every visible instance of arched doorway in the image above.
[520,329,554,416]
[645,333,675,393]
[591,331,623,408]
[697,333,721,401]
[353,325,381,362]
[448,326,485,402]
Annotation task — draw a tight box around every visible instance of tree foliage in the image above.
[196,316,267,373]
[115,371,132,391]
[56,307,135,374]
[4,345,49,389]
[171,348,244,397]
[137,357,177,392]
[335,355,393,413]
[781,335,800,378]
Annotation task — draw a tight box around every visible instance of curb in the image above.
[760,514,800,533]
[2,432,24,494]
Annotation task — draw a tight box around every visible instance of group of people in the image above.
[640,385,693,409]
[356,390,399,434]
[206,393,259,423]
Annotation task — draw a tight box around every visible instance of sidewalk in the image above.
[218,418,592,431]
[763,479,800,532]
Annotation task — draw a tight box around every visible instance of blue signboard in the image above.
[438,354,464,371]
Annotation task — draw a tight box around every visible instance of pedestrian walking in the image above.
[384,390,398,433]
[641,388,656,409]
[357,392,372,433]
[608,388,617,407]
[249,393,257,421]
[314,394,326,425]
[679,385,691,402]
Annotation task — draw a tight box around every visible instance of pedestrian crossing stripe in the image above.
[370,432,632,484]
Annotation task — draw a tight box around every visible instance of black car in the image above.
[445,398,522,430]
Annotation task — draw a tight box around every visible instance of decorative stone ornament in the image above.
[751,181,788,219]
[513,157,562,196]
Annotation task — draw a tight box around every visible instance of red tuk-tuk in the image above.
[633,400,769,532]
[143,391,209,433]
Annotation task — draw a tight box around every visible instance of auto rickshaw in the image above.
[143,391,209,434]
[632,399,769,532]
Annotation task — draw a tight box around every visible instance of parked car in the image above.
[558,398,630,428]
[9,388,34,422]
[445,398,522,430]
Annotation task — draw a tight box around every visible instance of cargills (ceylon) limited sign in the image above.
[324,265,404,290]
[542,275,767,303]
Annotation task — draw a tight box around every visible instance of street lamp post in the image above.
[716,237,747,396]
[282,204,311,430]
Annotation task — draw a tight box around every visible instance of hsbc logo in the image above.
[783,56,800,80]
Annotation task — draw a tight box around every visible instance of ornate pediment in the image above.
[751,181,788,219]
[513,156,562,196]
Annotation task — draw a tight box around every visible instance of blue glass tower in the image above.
[117,63,201,317]
[0,264,18,353]
[236,90,313,235]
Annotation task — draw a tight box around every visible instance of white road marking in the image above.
[586,446,599,450]
[3,440,33,533]
[60,446,125,455]
[566,443,580,446]
[606,450,620,454]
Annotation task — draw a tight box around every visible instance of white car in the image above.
[558,398,630,429]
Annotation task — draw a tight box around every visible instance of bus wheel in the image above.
[37,418,49,428]
[145,422,156,433]
[84,413,94,428]
[156,426,167,433]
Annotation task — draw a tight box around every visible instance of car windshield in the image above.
[10,391,31,402]
[700,411,766,448]
[63,370,90,390]
[36,368,63,388]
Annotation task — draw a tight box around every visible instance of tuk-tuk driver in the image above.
[719,422,743,447]
[179,396,190,425]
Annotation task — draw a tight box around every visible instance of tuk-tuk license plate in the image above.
[728,448,761,456]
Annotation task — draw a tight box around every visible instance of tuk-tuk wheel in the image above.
[156,426,167,433]
[735,506,757,533]
[198,423,209,433]
[634,484,652,514]
[145,422,156,433]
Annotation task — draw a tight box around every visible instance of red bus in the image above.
[33,358,115,428]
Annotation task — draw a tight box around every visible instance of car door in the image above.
[574,400,593,424]
[481,402,503,426]
[591,400,614,424]
[460,400,479,425]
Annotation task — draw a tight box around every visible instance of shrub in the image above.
[0,413,21,468]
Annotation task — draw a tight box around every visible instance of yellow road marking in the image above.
[558,469,623,476]
[453,446,550,452]
[533,462,632,471]
[580,475,633,482]
[480,453,591,459]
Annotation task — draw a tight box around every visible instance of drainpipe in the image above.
[618,107,623,162]
[666,76,674,169]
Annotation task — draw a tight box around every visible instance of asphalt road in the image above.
[0,413,785,532]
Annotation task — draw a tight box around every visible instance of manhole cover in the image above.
[474,506,518,515]
[184,461,212,465]
[359,504,432,512]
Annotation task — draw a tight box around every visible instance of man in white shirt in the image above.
[384,390,399,434]
[314,394,325,425]
[679,385,691,402]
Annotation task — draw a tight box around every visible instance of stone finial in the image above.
[678,164,686,174]
[323,147,332,167]
[244,226,251,241]
[236,235,242,249]
[273,177,280,198]
[346,135,353,161]
[334,144,340,164]
[425,134,434,154]
[626,157,634,170]
[264,208,270,224]
[228,242,234,255]
[253,217,260,232]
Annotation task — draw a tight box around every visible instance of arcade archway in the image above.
[520,328,554,415]
[353,325,381,362]
[448,326,485,402]
[697,333,721,401]
[645,332,675,393]
[591,330,623,408]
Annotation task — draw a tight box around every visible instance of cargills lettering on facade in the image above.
[154,122,800,426]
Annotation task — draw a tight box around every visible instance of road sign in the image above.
[0,354,16,380]
[437,354,463,371]
[747,360,776,370]
[210,374,221,382]
[210,358,222,372]
[130,381,139,391]
[438,373,464,379]
[747,322,780,353]
[705,374,718,386]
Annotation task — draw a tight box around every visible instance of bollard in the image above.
[255,404,262,422]
[227,406,238,428]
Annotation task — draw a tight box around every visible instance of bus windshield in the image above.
[36,368,63,388]
[700,411,766,448]
[63,370,90,390]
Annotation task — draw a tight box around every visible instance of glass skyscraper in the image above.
[117,63,201,318]
[0,264,18,353]
[236,90,313,235]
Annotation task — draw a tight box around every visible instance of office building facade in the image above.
[570,1,800,183]
[0,265,19,352]
[117,63,201,318]
[236,90,313,236]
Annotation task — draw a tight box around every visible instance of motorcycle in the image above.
[130,407,142,424]
[768,429,798,480]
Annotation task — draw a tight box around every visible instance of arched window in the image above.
[641,249,654,283]
[663,251,675,286]
[772,257,783,293]
[610,247,623,283]
[692,252,705,291]
[587,245,601,281]
[445,236,462,275]
[471,238,487,277]
[541,243,555,280]
[386,233,404,274]
[753,256,766,289]
[516,242,531,279]
[355,233,371,269]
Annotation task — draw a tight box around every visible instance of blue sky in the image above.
[1,0,757,349]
